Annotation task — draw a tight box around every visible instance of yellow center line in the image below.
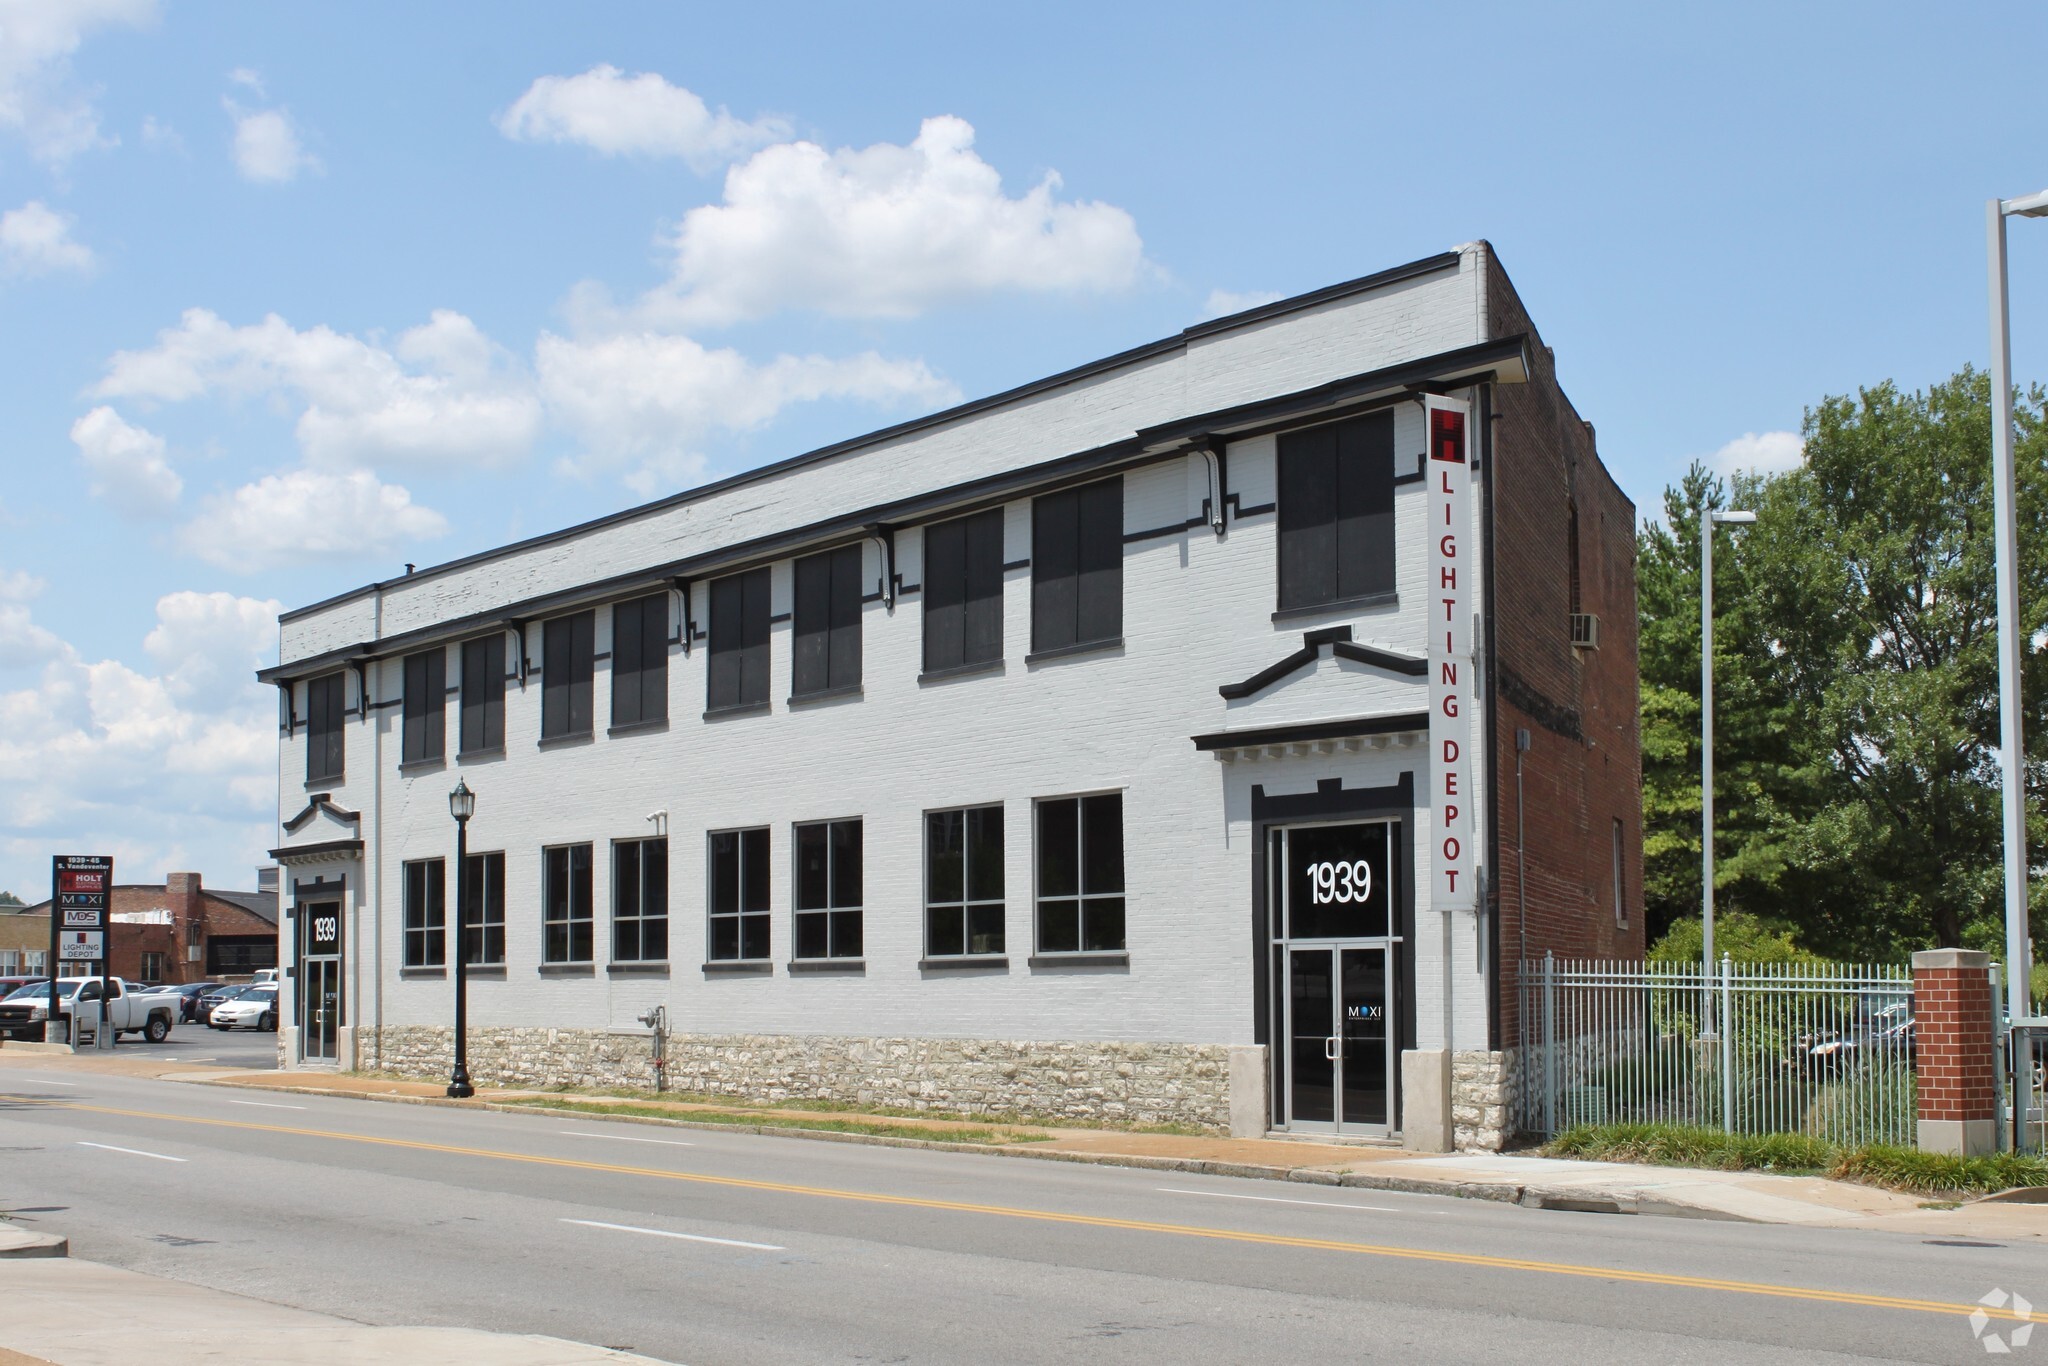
[10,1093,2027,1323]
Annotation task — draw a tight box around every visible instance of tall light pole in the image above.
[1702,506,1756,977]
[1990,189,2048,1029]
[447,778,476,1099]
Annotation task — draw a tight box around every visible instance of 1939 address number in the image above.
[1305,860,1374,906]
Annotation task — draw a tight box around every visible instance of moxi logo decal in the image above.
[1972,1288,2034,1354]
[1426,395,1474,911]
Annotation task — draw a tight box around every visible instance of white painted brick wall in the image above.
[273,250,1498,1061]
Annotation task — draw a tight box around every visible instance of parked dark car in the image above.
[141,982,223,1023]
[0,975,46,999]
[198,983,259,1017]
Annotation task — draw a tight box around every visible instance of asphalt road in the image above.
[88,1023,279,1070]
[0,1066,2038,1365]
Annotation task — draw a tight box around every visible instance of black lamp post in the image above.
[447,778,476,1099]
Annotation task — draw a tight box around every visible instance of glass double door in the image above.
[1272,821,1399,1136]
[302,956,340,1063]
[1286,945,1393,1134]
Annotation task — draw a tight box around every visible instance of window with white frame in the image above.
[926,805,1004,957]
[612,837,669,963]
[708,828,769,961]
[404,858,446,968]
[793,819,862,960]
[543,843,594,964]
[462,851,506,965]
[1035,793,1124,953]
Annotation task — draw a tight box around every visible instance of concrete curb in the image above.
[0,1229,68,1259]
[0,1042,73,1056]
[175,1075,1764,1222]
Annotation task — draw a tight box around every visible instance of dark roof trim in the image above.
[1332,640,1428,677]
[1217,627,1427,700]
[262,333,1525,684]
[282,793,362,834]
[278,251,1469,627]
[1192,711,1432,752]
[268,839,365,863]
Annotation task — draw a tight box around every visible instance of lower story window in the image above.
[613,837,669,963]
[403,857,446,968]
[543,843,594,964]
[794,819,862,959]
[1036,792,1125,952]
[708,827,770,961]
[138,951,167,981]
[926,805,1004,956]
[462,851,506,965]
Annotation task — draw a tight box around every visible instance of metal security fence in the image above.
[1517,957,1916,1148]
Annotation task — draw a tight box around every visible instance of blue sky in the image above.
[1,0,2045,897]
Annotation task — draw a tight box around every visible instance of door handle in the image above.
[1325,1035,1339,1061]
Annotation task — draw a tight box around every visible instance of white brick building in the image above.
[263,243,1640,1149]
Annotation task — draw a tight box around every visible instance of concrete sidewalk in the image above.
[0,1258,672,1365]
[8,1047,2045,1241]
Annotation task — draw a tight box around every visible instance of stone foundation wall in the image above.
[363,1026,1235,1131]
[1452,1048,1519,1151]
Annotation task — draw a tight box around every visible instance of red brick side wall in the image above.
[1914,957,1996,1124]
[20,877,274,985]
[1484,245,1646,1048]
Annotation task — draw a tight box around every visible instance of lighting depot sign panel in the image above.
[51,854,112,961]
[1425,397,1475,911]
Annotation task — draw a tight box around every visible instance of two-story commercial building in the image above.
[262,241,1640,1150]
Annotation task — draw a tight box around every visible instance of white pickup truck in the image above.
[0,977,175,1044]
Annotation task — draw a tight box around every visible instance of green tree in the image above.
[1639,368,2048,963]
[0,891,20,907]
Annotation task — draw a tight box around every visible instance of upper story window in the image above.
[1035,792,1125,954]
[926,805,1004,957]
[306,672,346,784]
[401,648,446,765]
[793,819,862,960]
[1032,477,1122,655]
[543,842,594,964]
[708,827,770,961]
[541,611,595,740]
[402,858,445,969]
[610,593,669,730]
[462,850,506,966]
[708,567,770,712]
[923,508,1004,674]
[612,837,669,964]
[1276,410,1395,613]
[460,634,506,756]
[792,545,862,698]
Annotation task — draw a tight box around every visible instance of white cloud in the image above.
[497,65,787,172]
[227,101,317,183]
[143,589,278,709]
[535,329,958,489]
[0,199,93,275]
[94,307,541,471]
[0,0,153,163]
[139,113,183,153]
[1201,288,1283,320]
[0,585,280,895]
[179,468,448,572]
[0,562,55,668]
[1710,430,1805,476]
[70,405,181,514]
[613,114,1147,328]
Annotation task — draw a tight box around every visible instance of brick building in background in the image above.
[11,870,280,984]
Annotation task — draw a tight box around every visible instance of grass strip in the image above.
[1547,1121,2048,1195]
[497,1096,1053,1145]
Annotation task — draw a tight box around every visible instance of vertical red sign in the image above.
[1426,398,1475,911]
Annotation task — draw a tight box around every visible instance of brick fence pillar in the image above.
[1912,948,1997,1156]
